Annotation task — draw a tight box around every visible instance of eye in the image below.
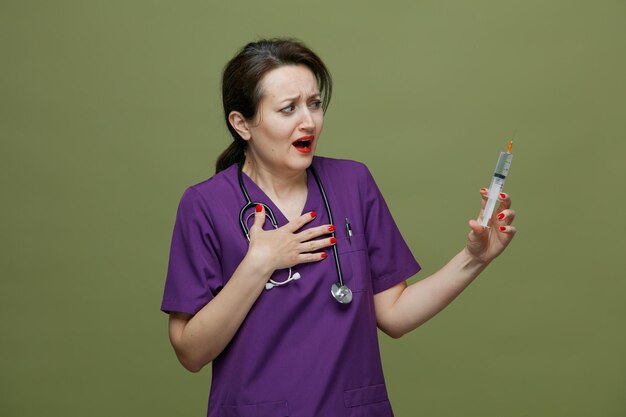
[309,100,322,110]
[280,105,295,114]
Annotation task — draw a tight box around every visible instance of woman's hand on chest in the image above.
[245,205,337,274]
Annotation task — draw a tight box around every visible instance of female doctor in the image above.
[161,38,516,417]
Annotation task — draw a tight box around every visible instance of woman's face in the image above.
[245,64,324,175]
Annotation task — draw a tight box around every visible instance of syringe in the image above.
[480,140,513,227]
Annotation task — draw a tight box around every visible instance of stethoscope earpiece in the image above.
[262,267,301,291]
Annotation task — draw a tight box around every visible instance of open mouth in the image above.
[292,136,314,153]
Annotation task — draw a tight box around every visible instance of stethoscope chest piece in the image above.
[331,282,353,304]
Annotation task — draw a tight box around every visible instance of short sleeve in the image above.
[360,165,421,293]
[160,187,223,315]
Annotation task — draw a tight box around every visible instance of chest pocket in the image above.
[336,234,371,293]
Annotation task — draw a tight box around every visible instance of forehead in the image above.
[259,65,320,100]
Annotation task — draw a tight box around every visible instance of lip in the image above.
[292,135,315,154]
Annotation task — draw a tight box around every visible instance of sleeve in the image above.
[359,164,421,294]
[160,186,224,315]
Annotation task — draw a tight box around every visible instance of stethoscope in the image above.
[237,161,352,304]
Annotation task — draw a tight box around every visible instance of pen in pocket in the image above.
[345,218,352,245]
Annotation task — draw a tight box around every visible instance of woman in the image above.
[161,38,516,416]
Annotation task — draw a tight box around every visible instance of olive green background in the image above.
[2,0,625,416]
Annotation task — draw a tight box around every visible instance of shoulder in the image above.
[313,156,372,183]
[184,163,238,200]
[175,163,239,217]
[313,156,377,197]
[313,156,384,208]
[189,163,237,195]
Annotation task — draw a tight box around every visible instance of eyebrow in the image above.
[278,92,321,104]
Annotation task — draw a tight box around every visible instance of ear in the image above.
[228,111,252,141]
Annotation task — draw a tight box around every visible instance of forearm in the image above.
[387,248,489,337]
[171,255,272,371]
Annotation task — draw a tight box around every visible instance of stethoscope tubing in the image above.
[309,163,345,289]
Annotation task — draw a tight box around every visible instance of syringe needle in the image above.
[507,140,513,153]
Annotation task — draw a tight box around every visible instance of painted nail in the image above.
[328,225,336,232]
[499,226,507,231]
[330,237,337,244]
[497,213,505,220]
[500,193,507,199]
[321,252,328,259]
[310,211,317,218]
[255,204,262,213]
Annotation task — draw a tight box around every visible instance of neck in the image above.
[241,157,307,199]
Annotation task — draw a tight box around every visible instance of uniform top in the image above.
[161,156,421,417]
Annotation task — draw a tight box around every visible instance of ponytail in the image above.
[215,139,246,174]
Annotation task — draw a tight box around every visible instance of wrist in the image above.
[461,247,491,271]
[242,250,275,278]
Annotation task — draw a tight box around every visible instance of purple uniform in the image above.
[161,156,421,417]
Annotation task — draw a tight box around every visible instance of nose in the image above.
[299,108,315,132]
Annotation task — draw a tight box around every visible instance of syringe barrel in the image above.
[486,176,505,200]
[480,152,513,227]
[494,152,513,178]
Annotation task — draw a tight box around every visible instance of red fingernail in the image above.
[330,237,337,244]
[255,204,262,213]
[500,193,507,199]
[499,226,506,231]
[310,211,316,218]
[497,213,505,220]
[321,252,327,259]
[328,225,336,232]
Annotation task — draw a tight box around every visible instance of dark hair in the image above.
[216,38,333,173]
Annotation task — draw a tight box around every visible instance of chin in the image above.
[286,153,314,173]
